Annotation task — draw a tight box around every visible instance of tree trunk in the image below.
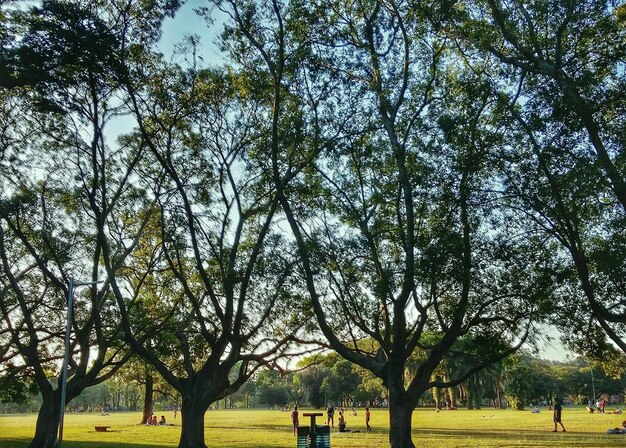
[140,374,154,425]
[432,385,442,409]
[496,386,502,409]
[130,394,139,412]
[178,394,208,448]
[388,389,415,448]
[29,391,60,448]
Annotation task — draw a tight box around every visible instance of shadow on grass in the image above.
[410,428,626,447]
[0,438,173,448]
[0,439,304,448]
[413,427,609,437]
[2,427,624,448]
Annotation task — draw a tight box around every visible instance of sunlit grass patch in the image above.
[1,406,625,447]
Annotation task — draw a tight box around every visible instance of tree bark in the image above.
[177,394,208,448]
[140,374,154,425]
[29,391,60,448]
[388,387,415,448]
[495,386,502,409]
[475,383,482,410]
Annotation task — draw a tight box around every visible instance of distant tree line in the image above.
[4,350,626,416]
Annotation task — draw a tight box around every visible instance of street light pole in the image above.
[57,278,102,448]
[591,367,596,401]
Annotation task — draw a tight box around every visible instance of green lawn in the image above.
[0,407,624,447]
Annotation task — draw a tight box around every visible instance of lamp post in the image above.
[591,367,596,401]
[58,278,102,448]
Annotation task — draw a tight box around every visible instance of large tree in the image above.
[105,28,310,447]
[0,2,179,446]
[221,2,553,447]
[453,0,626,354]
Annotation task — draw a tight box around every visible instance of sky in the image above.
[535,329,573,362]
[106,1,226,147]
[156,1,579,363]
[159,0,226,64]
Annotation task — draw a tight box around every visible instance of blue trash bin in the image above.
[297,426,310,448]
[315,425,331,448]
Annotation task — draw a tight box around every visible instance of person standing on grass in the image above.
[291,405,299,436]
[327,404,335,427]
[553,398,566,432]
[365,407,371,432]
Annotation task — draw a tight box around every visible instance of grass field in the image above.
[1,407,625,448]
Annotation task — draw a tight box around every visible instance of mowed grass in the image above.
[1,407,625,448]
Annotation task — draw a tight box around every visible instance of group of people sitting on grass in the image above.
[145,414,167,426]
[588,405,622,414]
